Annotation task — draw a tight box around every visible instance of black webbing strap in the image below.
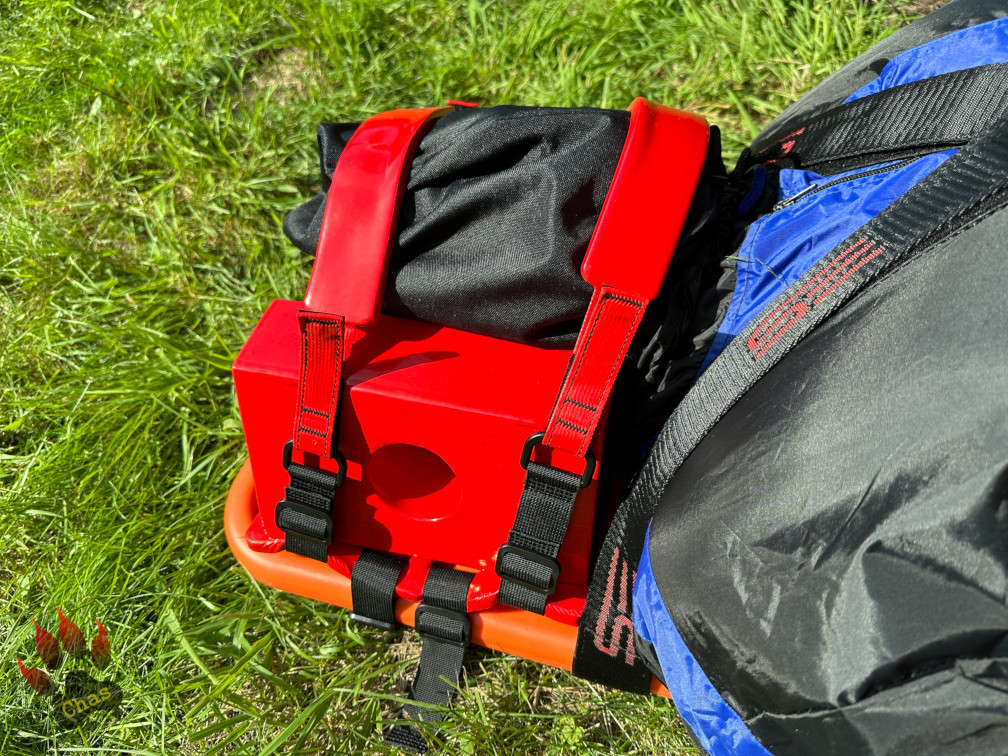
[276,458,342,562]
[496,461,584,614]
[350,550,406,631]
[573,112,1008,691]
[752,63,1008,174]
[385,566,474,754]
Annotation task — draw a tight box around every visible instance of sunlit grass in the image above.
[0,1,927,752]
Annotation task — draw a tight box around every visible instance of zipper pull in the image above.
[772,183,819,212]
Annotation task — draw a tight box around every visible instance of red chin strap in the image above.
[542,98,709,466]
[495,98,709,614]
[293,106,452,464]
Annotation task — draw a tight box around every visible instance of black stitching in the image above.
[557,418,590,435]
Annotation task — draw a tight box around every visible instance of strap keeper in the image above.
[414,604,470,648]
[495,542,560,595]
[275,499,334,546]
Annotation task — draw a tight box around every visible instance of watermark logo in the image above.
[17,609,123,726]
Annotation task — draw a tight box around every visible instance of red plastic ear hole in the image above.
[366,443,460,521]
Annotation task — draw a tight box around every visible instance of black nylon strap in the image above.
[350,550,406,631]
[496,461,583,614]
[574,113,1008,691]
[278,461,340,562]
[754,63,1008,174]
[385,566,474,754]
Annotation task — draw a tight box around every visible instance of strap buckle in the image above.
[277,439,346,556]
[413,604,470,648]
[520,432,596,489]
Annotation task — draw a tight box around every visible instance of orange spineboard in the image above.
[225,458,670,698]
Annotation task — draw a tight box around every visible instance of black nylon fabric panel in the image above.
[648,206,1008,754]
[750,0,1008,153]
[285,106,629,346]
[575,109,1008,694]
[283,123,359,257]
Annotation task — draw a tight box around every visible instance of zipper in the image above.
[771,157,918,212]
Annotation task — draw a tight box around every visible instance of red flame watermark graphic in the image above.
[17,658,55,695]
[34,619,61,669]
[91,621,111,670]
[19,610,111,692]
[58,608,86,657]
[18,610,123,727]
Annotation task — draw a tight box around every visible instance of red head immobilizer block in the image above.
[228,99,709,677]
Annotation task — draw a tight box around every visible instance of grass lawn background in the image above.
[0,1,940,753]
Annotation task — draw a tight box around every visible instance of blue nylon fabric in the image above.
[843,16,1008,103]
[698,149,953,371]
[634,533,772,756]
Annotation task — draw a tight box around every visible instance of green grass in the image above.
[0,0,932,752]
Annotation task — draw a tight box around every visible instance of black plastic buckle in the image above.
[349,613,395,632]
[495,543,560,594]
[282,439,347,487]
[520,432,596,489]
[414,604,470,648]
[274,499,334,546]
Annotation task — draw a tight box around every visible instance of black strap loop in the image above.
[350,550,406,631]
[384,566,474,754]
[495,460,583,614]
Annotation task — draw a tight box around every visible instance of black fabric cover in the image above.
[284,106,630,346]
[647,202,1008,754]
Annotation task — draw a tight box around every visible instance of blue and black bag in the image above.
[573,2,1008,753]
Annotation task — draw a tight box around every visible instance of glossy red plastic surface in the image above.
[581,98,709,301]
[233,299,601,584]
[305,107,450,324]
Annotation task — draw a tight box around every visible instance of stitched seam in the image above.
[580,296,643,455]
[296,313,343,451]
[564,397,597,412]
[556,417,590,435]
[296,317,310,444]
